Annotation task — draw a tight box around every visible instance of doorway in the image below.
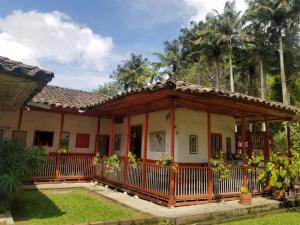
[99,135,110,156]
[130,125,142,159]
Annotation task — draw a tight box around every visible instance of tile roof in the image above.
[96,79,300,114]
[0,56,54,82]
[32,85,108,109]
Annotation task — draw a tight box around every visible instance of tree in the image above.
[110,53,155,92]
[246,0,300,104]
[153,39,182,80]
[208,1,251,92]
[93,81,118,97]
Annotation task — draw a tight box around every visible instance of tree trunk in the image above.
[259,57,266,100]
[229,40,234,92]
[229,53,234,92]
[279,35,289,105]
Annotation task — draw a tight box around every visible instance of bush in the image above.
[0,139,46,211]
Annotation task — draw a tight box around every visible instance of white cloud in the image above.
[0,10,115,71]
[183,0,247,23]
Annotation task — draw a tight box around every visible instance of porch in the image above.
[33,152,262,206]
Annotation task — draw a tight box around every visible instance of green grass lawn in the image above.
[12,188,145,225]
[221,211,300,225]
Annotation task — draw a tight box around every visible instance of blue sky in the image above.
[0,0,246,90]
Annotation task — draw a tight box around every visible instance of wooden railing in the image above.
[34,155,263,205]
[33,155,57,179]
[32,153,94,181]
[175,166,208,197]
[213,167,243,195]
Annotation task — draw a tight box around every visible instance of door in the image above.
[130,125,142,158]
[99,135,110,156]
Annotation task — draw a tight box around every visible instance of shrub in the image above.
[0,139,46,211]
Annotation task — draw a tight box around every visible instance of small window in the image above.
[34,131,54,147]
[76,133,90,148]
[61,132,70,150]
[0,129,4,141]
[211,133,222,158]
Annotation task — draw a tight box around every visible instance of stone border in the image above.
[75,217,158,225]
[0,211,14,225]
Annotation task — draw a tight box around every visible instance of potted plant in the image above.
[156,153,178,172]
[240,186,252,205]
[127,152,140,169]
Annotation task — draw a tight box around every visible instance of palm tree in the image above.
[207,1,251,92]
[246,0,300,104]
[153,39,182,80]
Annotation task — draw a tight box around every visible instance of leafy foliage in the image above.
[210,151,231,181]
[127,152,140,169]
[0,139,46,211]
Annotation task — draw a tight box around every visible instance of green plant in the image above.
[0,139,46,211]
[210,151,231,181]
[156,153,178,172]
[92,153,103,166]
[127,152,140,169]
[103,154,121,173]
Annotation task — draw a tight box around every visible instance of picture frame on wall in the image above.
[149,131,165,152]
[114,134,121,150]
[189,135,198,154]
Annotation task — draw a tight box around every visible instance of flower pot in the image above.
[272,189,286,200]
[239,193,252,205]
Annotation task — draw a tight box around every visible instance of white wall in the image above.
[175,108,208,163]
[0,109,19,139]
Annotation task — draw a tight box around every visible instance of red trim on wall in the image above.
[207,112,212,201]
[108,116,114,156]
[58,113,64,150]
[94,117,101,155]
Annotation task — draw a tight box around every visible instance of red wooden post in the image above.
[168,107,176,206]
[124,115,131,184]
[17,109,23,130]
[263,115,270,162]
[287,123,291,158]
[93,117,101,180]
[55,113,64,181]
[207,112,213,202]
[108,116,114,156]
[241,115,247,187]
[141,113,149,191]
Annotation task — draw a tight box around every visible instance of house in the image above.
[0,58,299,206]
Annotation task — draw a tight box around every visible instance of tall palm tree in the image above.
[207,1,251,92]
[246,0,300,104]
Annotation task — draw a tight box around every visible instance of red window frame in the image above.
[211,133,222,158]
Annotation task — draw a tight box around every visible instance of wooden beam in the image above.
[58,113,65,150]
[241,115,247,187]
[264,115,270,161]
[124,115,131,184]
[170,107,175,158]
[108,116,114,156]
[94,117,101,155]
[142,113,149,191]
[207,112,213,202]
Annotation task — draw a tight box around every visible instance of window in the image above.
[211,133,222,158]
[34,131,54,147]
[226,137,232,154]
[76,133,90,148]
[0,129,3,141]
[61,132,70,150]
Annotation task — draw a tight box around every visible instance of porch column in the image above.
[55,113,64,181]
[263,115,270,162]
[108,115,114,156]
[207,112,213,201]
[287,123,291,159]
[124,115,131,184]
[93,117,101,179]
[168,106,176,206]
[141,113,149,191]
[241,115,247,187]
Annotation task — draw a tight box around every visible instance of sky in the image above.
[0,0,247,91]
